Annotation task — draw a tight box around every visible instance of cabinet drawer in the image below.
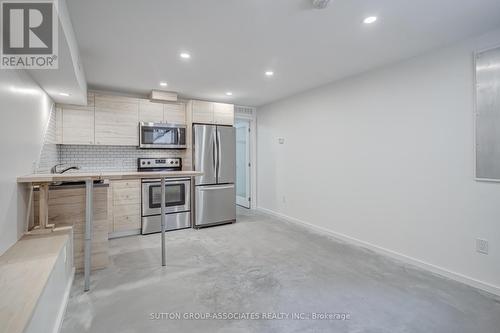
[113,188,141,205]
[112,180,141,190]
[113,203,141,218]
[113,208,141,232]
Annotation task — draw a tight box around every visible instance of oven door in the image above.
[139,122,187,149]
[142,179,190,216]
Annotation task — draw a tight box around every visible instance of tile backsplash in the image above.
[59,145,190,172]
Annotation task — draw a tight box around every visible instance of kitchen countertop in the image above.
[17,171,203,184]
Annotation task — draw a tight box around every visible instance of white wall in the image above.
[257,28,500,294]
[0,70,54,255]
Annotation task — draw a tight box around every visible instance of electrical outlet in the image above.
[282,196,286,204]
[476,238,489,255]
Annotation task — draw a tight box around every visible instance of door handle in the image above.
[217,130,222,178]
[198,185,234,191]
[212,132,217,174]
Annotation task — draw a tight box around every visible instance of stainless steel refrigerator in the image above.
[193,124,236,227]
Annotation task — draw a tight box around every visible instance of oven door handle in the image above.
[198,185,234,191]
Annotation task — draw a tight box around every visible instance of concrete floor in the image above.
[61,208,500,333]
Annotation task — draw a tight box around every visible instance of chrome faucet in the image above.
[51,163,80,174]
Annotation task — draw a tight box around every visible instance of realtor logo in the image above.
[1,0,58,69]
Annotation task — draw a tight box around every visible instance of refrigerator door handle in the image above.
[217,129,222,181]
[213,131,217,179]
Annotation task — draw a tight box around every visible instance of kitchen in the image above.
[1,1,500,333]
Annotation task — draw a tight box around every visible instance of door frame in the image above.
[234,120,251,208]
[235,107,257,209]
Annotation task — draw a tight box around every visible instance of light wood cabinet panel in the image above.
[113,187,141,205]
[191,100,214,124]
[33,185,109,271]
[113,204,141,232]
[139,99,164,123]
[213,102,234,126]
[95,94,139,146]
[110,180,141,234]
[164,103,186,124]
[61,93,95,145]
[112,179,141,190]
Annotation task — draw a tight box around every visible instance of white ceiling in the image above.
[67,0,500,106]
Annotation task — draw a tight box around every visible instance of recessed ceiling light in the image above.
[312,0,330,9]
[180,52,191,59]
[59,92,70,97]
[225,92,233,96]
[160,82,168,87]
[363,16,377,24]
[265,71,274,77]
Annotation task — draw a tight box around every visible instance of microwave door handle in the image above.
[177,128,181,145]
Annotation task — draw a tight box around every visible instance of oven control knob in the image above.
[147,161,151,165]
[170,161,174,164]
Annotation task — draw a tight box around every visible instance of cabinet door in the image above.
[61,93,95,145]
[95,94,139,146]
[191,100,214,124]
[213,103,234,126]
[164,103,186,124]
[139,99,164,123]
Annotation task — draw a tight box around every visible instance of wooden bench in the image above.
[0,228,74,333]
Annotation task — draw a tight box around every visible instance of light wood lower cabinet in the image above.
[95,94,139,146]
[110,180,141,236]
[33,185,109,272]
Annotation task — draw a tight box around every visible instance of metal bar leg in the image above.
[161,177,166,266]
[39,184,49,229]
[84,179,93,291]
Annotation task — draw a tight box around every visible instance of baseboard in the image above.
[256,207,500,297]
[109,228,141,239]
[53,267,75,333]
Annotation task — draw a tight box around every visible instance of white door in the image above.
[235,119,251,208]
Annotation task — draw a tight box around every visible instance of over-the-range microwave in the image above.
[139,122,187,149]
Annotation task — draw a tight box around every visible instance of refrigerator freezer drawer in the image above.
[141,211,191,234]
[195,184,236,227]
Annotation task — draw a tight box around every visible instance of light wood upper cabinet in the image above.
[95,94,139,146]
[189,100,234,125]
[213,103,234,126]
[60,93,95,145]
[164,103,186,124]
[191,100,214,124]
[139,99,163,123]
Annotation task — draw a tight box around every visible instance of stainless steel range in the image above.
[139,158,191,234]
